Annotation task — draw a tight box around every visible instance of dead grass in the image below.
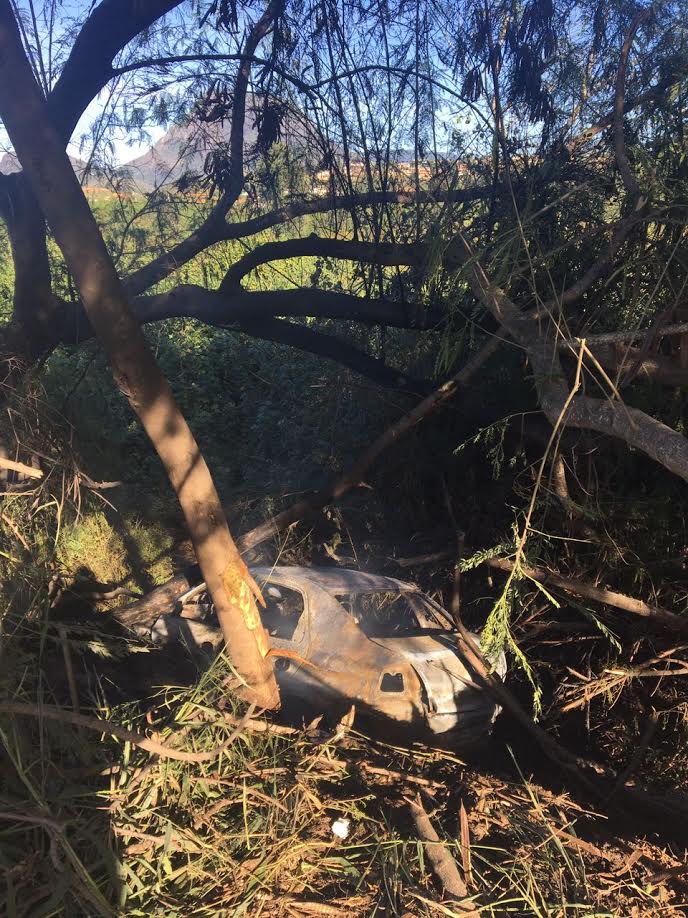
[2,609,687,918]
[1,365,687,916]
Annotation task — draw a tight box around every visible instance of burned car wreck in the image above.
[150,566,506,744]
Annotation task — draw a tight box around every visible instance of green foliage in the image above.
[57,509,173,589]
[455,413,528,479]
[481,561,544,718]
[0,222,13,317]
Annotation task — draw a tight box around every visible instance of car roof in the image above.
[251,565,417,596]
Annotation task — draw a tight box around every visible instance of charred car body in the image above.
[151,566,506,745]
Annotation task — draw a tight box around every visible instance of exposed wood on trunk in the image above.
[116,565,201,629]
[0,3,278,709]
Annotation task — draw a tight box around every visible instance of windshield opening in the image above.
[335,590,429,637]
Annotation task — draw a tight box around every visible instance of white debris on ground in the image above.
[331,817,351,840]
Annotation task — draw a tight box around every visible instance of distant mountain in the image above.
[1,100,317,193]
[121,112,255,191]
[125,107,320,191]
[1,106,433,194]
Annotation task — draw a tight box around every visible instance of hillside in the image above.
[2,101,317,192]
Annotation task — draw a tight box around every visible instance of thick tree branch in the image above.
[452,232,688,481]
[563,321,688,348]
[236,317,429,392]
[48,0,184,141]
[123,186,492,296]
[0,172,56,348]
[224,1,281,203]
[56,285,438,389]
[221,234,429,291]
[130,285,437,329]
[570,343,688,388]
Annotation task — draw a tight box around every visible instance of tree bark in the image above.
[0,3,279,708]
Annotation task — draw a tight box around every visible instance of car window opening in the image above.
[258,584,304,640]
[380,672,405,693]
[335,591,433,637]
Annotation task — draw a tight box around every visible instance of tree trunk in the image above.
[0,4,279,709]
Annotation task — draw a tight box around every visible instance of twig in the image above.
[0,810,64,832]
[1,511,30,551]
[0,455,42,478]
[487,558,687,633]
[57,624,80,714]
[0,701,256,762]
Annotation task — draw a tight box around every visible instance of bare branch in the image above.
[614,11,651,197]
[548,218,638,310]
[452,232,688,481]
[407,796,475,912]
[562,321,688,348]
[223,0,281,204]
[239,337,501,552]
[221,234,429,291]
[235,317,429,392]
[130,284,438,329]
[570,343,688,388]
[488,558,688,633]
[573,61,688,148]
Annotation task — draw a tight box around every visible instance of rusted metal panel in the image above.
[151,565,506,743]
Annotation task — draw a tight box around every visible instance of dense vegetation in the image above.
[2,0,688,914]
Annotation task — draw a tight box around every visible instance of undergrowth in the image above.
[2,603,685,917]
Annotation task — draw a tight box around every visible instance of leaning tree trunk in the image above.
[0,4,279,709]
